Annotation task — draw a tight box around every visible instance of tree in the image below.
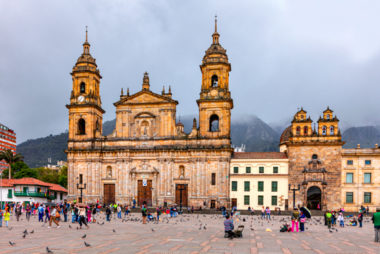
[14,168,38,179]
[0,149,24,179]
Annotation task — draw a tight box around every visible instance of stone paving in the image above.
[0,213,379,253]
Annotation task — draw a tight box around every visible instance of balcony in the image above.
[14,191,55,199]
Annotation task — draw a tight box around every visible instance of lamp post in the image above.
[76,176,86,203]
[289,184,301,209]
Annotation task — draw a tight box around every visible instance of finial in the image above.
[193,118,197,129]
[168,85,172,94]
[162,85,165,95]
[215,14,218,33]
[127,88,130,96]
[121,88,124,96]
[142,72,150,90]
[85,26,88,42]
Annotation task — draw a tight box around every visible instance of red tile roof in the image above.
[0,178,67,193]
[232,152,287,159]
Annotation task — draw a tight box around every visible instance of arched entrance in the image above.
[307,186,321,210]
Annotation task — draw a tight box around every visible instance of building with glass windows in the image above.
[341,145,380,212]
[230,152,288,211]
[0,123,16,171]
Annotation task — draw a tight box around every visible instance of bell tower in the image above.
[197,16,233,138]
[66,27,105,140]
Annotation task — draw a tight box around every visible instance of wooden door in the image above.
[104,184,115,205]
[175,184,188,207]
[138,180,152,207]
[231,198,237,208]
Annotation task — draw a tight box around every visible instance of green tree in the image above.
[0,149,24,179]
[58,166,68,188]
[14,168,38,179]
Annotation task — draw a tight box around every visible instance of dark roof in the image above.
[232,152,287,159]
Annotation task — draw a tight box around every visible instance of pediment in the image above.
[114,90,178,106]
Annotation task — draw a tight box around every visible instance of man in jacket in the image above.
[372,208,380,242]
[224,214,234,239]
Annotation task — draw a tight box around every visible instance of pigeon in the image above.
[46,247,53,253]
[151,228,155,232]
[82,234,86,239]
[23,229,28,235]
[84,241,91,247]
[9,241,15,246]
[112,229,116,233]
[69,225,72,229]
[203,226,207,230]
[22,234,26,239]
[8,227,13,231]
[30,230,34,234]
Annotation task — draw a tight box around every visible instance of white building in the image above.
[0,178,67,206]
[230,152,289,211]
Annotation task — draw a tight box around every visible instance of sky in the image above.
[1,0,380,144]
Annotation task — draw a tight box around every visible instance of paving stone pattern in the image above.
[0,213,379,253]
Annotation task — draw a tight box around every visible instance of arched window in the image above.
[209,114,219,132]
[322,126,327,135]
[78,118,86,135]
[304,126,308,135]
[296,126,301,135]
[80,82,86,93]
[106,166,112,178]
[326,114,330,120]
[211,75,218,87]
[96,119,100,131]
[330,126,334,135]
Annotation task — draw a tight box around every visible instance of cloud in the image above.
[1,0,380,143]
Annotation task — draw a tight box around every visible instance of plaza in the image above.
[0,212,379,254]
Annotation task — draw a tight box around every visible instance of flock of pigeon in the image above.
[5,212,373,253]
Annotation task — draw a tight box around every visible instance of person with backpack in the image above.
[358,212,364,228]
[372,208,380,242]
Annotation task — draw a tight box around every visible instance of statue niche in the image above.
[133,112,157,138]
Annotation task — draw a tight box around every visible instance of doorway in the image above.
[104,184,115,205]
[307,186,322,210]
[175,184,188,207]
[231,198,237,208]
[138,180,152,207]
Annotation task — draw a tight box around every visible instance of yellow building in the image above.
[230,152,288,211]
[341,145,380,212]
[66,20,233,208]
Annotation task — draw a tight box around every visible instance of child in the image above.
[337,212,344,227]
[4,209,10,227]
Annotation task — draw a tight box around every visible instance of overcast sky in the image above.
[1,0,380,144]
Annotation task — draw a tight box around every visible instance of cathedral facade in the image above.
[66,21,233,208]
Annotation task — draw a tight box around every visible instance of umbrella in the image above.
[300,207,311,218]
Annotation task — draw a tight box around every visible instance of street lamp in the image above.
[76,176,86,203]
[289,184,301,209]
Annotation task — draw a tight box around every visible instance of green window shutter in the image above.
[346,192,353,203]
[272,181,278,192]
[244,195,250,205]
[258,195,264,205]
[271,196,277,206]
[364,192,371,203]
[8,189,12,198]
[232,181,238,191]
[259,167,264,173]
[347,160,353,165]
[233,167,239,174]
[273,166,278,174]
[258,181,264,192]
[244,181,250,191]
[246,167,251,173]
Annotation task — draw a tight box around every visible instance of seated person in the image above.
[147,213,154,221]
[224,214,234,239]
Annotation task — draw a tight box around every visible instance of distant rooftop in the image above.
[232,152,288,160]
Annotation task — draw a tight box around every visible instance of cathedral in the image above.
[66,20,233,207]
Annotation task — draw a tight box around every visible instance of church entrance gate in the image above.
[307,186,322,210]
[104,184,115,205]
[138,180,152,207]
[175,184,188,207]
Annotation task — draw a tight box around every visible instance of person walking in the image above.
[92,205,97,223]
[299,211,306,232]
[63,202,68,222]
[372,208,380,242]
[79,206,89,229]
[142,205,147,224]
[358,212,363,228]
[326,211,332,229]
[48,205,60,228]
[106,206,111,222]
[38,204,44,222]
[261,206,265,220]
[117,205,122,219]
[15,204,22,221]
[291,208,299,232]
[4,209,10,227]
[25,204,31,222]
[337,212,344,227]
[0,208,3,227]
[156,207,161,222]
[265,207,271,220]
[86,206,92,223]
[45,206,50,223]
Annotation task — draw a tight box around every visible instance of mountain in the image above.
[342,126,380,148]
[17,116,380,168]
